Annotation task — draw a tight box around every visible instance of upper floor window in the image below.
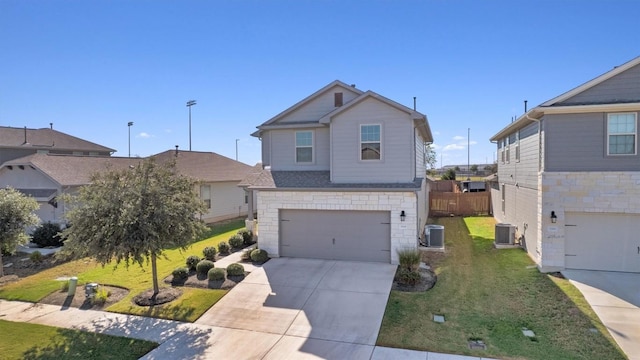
[200,185,211,209]
[608,113,637,155]
[515,132,520,162]
[360,124,381,160]
[295,131,313,163]
[334,92,343,107]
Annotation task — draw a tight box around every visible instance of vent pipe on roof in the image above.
[175,145,179,157]
[413,97,417,111]
[524,100,528,113]
[23,126,27,144]
[350,84,356,88]
[50,123,53,130]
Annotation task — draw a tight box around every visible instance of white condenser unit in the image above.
[495,223,515,245]
[425,225,445,248]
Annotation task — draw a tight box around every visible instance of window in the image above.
[200,185,211,209]
[515,132,520,162]
[608,113,637,155]
[244,193,249,204]
[295,131,313,163]
[505,138,510,164]
[360,124,381,160]
[334,92,343,107]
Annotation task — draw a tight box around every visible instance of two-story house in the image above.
[243,81,433,264]
[490,56,640,273]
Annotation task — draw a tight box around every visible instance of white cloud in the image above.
[164,129,172,133]
[469,140,478,145]
[453,135,465,140]
[430,143,442,150]
[137,132,153,138]
[443,144,465,151]
[433,131,441,135]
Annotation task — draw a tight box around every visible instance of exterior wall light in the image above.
[551,211,557,223]
[400,210,406,222]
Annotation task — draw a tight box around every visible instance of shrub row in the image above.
[173,263,246,281]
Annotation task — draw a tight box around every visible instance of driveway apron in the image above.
[562,270,640,360]
[194,257,397,358]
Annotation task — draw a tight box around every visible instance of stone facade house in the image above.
[490,56,640,273]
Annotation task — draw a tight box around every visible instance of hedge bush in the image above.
[208,268,225,281]
[237,229,254,245]
[29,250,44,264]
[172,267,189,280]
[186,255,201,271]
[31,222,64,247]
[397,249,421,272]
[218,241,230,254]
[396,268,421,286]
[226,263,245,276]
[203,246,217,261]
[196,259,215,275]
[250,249,269,263]
[228,234,244,249]
[240,248,253,261]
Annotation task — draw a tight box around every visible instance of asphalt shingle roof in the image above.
[246,169,423,190]
[152,150,254,183]
[0,126,115,153]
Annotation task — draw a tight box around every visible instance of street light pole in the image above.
[186,100,197,151]
[467,127,470,181]
[128,122,134,158]
[235,139,239,161]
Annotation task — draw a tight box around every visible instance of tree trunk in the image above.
[151,253,159,295]
[0,253,4,278]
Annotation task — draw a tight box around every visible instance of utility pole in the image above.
[467,128,471,180]
[128,122,134,158]
[186,100,196,151]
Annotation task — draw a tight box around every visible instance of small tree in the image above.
[0,187,39,277]
[424,144,437,169]
[470,164,478,174]
[441,168,456,180]
[61,158,207,297]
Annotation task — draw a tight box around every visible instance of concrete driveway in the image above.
[562,270,640,360]
[194,257,397,359]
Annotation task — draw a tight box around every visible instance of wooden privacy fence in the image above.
[429,191,491,217]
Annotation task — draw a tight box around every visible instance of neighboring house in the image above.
[242,80,433,264]
[0,126,114,164]
[490,56,640,273]
[0,150,256,225]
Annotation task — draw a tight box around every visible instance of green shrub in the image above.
[396,268,421,286]
[226,263,245,276]
[29,251,44,264]
[91,286,110,305]
[203,246,217,261]
[186,255,201,271]
[218,241,230,254]
[228,234,244,249]
[240,248,253,261]
[397,249,421,272]
[250,249,269,263]
[172,267,189,280]
[31,222,64,247]
[196,259,215,275]
[238,229,254,245]
[208,268,225,281]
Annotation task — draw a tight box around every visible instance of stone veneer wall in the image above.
[538,171,640,271]
[257,190,418,264]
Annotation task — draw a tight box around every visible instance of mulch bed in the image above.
[164,271,248,290]
[39,285,129,309]
[0,253,69,286]
[133,287,182,306]
[392,267,438,292]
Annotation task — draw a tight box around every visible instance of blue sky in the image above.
[1,1,639,168]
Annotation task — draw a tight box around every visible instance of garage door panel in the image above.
[565,212,640,273]
[280,209,390,263]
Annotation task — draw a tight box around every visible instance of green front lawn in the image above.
[0,320,157,360]
[0,219,245,322]
[378,216,626,360]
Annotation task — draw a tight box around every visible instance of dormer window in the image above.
[295,131,313,163]
[334,92,343,107]
[360,124,381,160]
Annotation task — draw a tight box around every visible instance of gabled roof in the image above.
[541,56,640,107]
[0,126,115,153]
[1,153,140,186]
[491,56,640,141]
[318,90,433,142]
[151,150,254,182]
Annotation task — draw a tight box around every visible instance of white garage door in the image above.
[565,212,640,273]
[279,209,391,263]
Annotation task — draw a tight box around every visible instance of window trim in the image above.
[359,124,382,161]
[515,131,520,163]
[200,184,211,210]
[295,130,314,164]
[607,112,637,156]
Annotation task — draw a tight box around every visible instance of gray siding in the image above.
[415,131,425,178]
[545,112,640,171]
[496,183,539,263]
[261,132,271,166]
[558,63,640,105]
[277,86,360,124]
[330,97,414,183]
[265,127,330,171]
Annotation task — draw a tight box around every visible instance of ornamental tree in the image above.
[0,187,39,277]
